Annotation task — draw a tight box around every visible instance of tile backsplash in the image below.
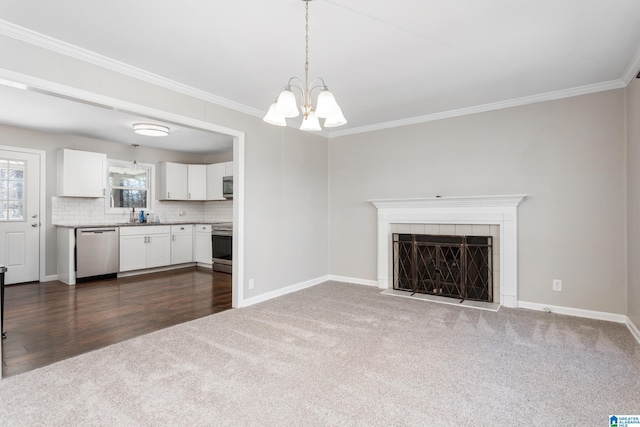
[52,197,233,226]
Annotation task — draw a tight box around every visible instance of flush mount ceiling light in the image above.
[263,0,346,131]
[133,123,169,137]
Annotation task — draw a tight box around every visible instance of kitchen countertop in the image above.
[55,222,231,228]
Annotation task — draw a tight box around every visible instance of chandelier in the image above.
[263,0,346,131]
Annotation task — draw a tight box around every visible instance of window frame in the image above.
[105,159,155,214]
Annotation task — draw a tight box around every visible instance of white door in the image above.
[0,149,40,284]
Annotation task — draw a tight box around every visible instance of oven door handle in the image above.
[212,230,232,236]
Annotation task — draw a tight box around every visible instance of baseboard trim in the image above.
[42,274,58,282]
[517,300,627,323]
[327,275,378,287]
[240,275,330,308]
[117,263,197,278]
[626,317,640,345]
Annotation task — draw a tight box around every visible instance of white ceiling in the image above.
[0,0,639,152]
[0,84,234,154]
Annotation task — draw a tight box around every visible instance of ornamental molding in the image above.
[369,195,526,210]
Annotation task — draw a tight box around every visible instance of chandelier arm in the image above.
[286,76,304,88]
[308,77,328,93]
[286,78,306,102]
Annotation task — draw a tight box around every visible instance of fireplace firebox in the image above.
[393,234,493,302]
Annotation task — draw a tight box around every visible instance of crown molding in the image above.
[328,79,626,138]
[622,43,640,84]
[0,19,266,120]
[0,19,634,139]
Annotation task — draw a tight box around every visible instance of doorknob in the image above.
[32,214,38,218]
[31,223,38,228]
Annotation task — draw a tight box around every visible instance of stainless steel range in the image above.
[212,222,232,273]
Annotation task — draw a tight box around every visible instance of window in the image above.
[0,159,25,221]
[106,159,154,212]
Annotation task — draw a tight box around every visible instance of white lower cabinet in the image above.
[171,225,193,264]
[194,224,212,265]
[120,226,171,272]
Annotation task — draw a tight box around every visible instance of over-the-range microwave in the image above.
[223,176,233,199]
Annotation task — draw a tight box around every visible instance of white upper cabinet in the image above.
[206,163,226,201]
[57,148,106,197]
[159,162,210,201]
[187,165,207,200]
[206,161,233,201]
[158,162,188,200]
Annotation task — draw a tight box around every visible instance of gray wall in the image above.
[330,90,627,314]
[627,78,640,327]
[0,30,635,318]
[0,33,329,300]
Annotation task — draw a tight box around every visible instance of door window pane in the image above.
[0,159,25,221]
[8,201,23,220]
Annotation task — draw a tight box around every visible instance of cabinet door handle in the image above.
[188,193,191,199]
[167,192,170,199]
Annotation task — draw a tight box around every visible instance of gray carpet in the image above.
[1,281,639,426]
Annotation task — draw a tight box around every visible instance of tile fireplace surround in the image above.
[369,195,526,308]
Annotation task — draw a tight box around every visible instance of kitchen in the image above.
[54,148,235,284]
[0,89,243,376]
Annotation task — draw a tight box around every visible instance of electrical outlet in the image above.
[249,279,255,290]
[552,279,562,292]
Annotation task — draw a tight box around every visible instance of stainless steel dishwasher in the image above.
[76,227,119,279]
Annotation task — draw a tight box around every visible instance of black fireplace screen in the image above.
[393,234,493,302]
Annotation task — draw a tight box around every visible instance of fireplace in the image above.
[369,195,526,308]
[393,234,493,302]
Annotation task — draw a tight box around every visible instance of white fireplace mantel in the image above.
[369,195,526,308]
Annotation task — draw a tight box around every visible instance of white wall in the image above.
[330,90,627,314]
[627,77,640,327]
[0,34,330,300]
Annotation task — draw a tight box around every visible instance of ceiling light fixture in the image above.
[133,123,169,137]
[263,0,346,131]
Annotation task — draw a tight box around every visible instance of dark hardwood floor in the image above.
[2,267,232,378]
